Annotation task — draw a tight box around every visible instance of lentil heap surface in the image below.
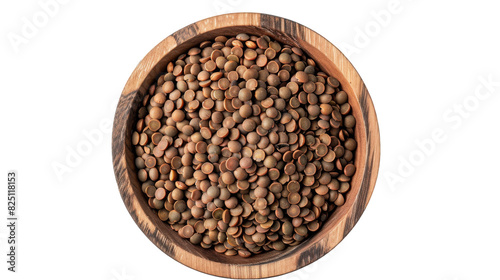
[132,33,358,257]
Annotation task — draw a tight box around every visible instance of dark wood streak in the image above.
[112,90,137,184]
[296,242,326,268]
[172,23,200,45]
[154,228,176,257]
[343,85,374,237]
[113,90,142,192]
[260,14,304,46]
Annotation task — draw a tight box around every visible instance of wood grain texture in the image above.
[112,13,380,279]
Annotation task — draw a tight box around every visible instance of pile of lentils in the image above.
[132,33,357,257]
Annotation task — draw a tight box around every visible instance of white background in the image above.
[1,0,499,279]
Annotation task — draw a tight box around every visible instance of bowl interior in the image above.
[121,25,367,267]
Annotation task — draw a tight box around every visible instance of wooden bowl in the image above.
[112,13,380,279]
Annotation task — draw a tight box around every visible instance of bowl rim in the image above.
[112,12,380,279]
